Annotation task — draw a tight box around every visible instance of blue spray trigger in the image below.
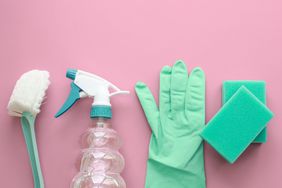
[55,82,81,118]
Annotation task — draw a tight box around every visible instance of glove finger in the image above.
[159,66,172,116]
[135,82,160,136]
[185,67,206,128]
[171,61,188,113]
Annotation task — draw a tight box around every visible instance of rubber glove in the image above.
[135,61,206,188]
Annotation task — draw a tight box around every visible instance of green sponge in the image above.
[223,81,267,143]
[201,86,273,163]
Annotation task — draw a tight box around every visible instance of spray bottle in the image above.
[55,69,129,188]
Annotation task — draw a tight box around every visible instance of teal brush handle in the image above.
[21,112,44,188]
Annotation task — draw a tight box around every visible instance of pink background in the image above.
[0,0,281,187]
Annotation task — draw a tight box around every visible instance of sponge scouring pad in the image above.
[223,81,267,143]
[201,86,273,163]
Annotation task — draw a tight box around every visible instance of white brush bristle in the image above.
[7,70,50,117]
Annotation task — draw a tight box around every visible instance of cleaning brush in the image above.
[7,70,50,188]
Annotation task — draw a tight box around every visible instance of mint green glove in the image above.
[135,61,206,188]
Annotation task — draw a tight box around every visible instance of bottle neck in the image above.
[91,117,112,128]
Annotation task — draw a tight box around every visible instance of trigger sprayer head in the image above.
[55,69,129,119]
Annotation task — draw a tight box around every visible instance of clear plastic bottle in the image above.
[71,118,126,188]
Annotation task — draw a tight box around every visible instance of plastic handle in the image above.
[55,82,81,118]
[21,112,44,188]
